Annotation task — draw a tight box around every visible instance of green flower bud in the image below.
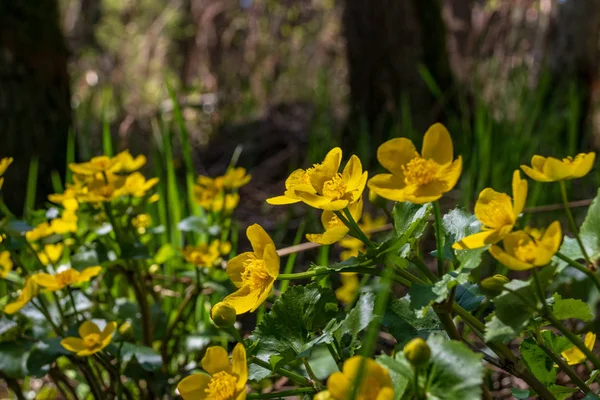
[403,337,431,367]
[211,302,237,328]
[480,274,510,297]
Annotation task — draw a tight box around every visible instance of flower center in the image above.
[322,174,347,199]
[241,257,271,290]
[514,239,538,263]
[83,333,102,349]
[204,371,238,400]
[402,156,439,186]
[56,269,78,287]
[358,376,384,400]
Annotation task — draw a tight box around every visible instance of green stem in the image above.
[342,207,374,249]
[410,256,437,284]
[556,252,600,292]
[246,387,316,399]
[559,180,592,267]
[532,269,549,314]
[302,358,324,390]
[535,333,590,394]
[67,288,81,322]
[125,271,152,346]
[250,357,312,387]
[278,266,413,287]
[162,285,199,363]
[432,201,445,277]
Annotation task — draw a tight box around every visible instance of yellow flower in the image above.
[453,170,527,249]
[324,356,394,400]
[368,123,462,204]
[177,343,247,400]
[0,157,13,190]
[267,148,368,211]
[336,273,359,305]
[182,241,222,267]
[51,211,78,234]
[0,251,13,278]
[69,156,121,176]
[34,266,103,291]
[112,150,146,173]
[26,222,54,242]
[5,277,39,314]
[132,214,152,234]
[521,153,596,182]
[222,167,251,189]
[562,333,596,365]
[489,221,562,271]
[223,224,279,314]
[307,198,363,245]
[212,193,240,214]
[194,176,223,208]
[314,391,335,400]
[37,243,64,265]
[61,321,116,356]
[75,173,127,202]
[121,172,159,197]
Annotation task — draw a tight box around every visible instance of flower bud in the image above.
[403,338,431,367]
[211,302,237,328]
[480,274,510,297]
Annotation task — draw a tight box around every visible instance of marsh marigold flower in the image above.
[489,221,562,271]
[69,156,121,176]
[521,153,596,182]
[307,199,363,245]
[61,320,116,356]
[37,243,64,266]
[336,273,360,305]
[0,251,13,278]
[267,148,367,211]
[5,277,39,314]
[0,157,13,190]
[223,224,279,314]
[562,333,597,365]
[35,266,102,291]
[453,171,527,250]
[222,167,252,189]
[211,302,237,328]
[182,241,222,267]
[368,123,462,204]
[317,356,394,400]
[112,150,146,173]
[177,343,247,400]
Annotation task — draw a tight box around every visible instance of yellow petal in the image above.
[314,391,334,400]
[202,346,232,375]
[246,224,274,258]
[327,371,350,399]
[377,138,417,176]
[561,333,594,365]
[79,321,101,338]
[474,189,515,229]
[0,157,13,176]
[60,337,87,353]
[34,273,63,291]
[452,230,495,250]
[226,253,253,288]
[571,152,596,178]
[489,244,534,271]
[543,157,573,181]
[223,286,258,315]
[295,191,348,211]
[101,321,117,342]
[309,148,342,192]
[512,170,528,218]
[376,387,395,400]
[520,164,551,182]
[263,244,280,278]
[252,281,275,312]
[367,174,408,202]
[536,221,562,265]
[78,266,103,283]
[266,195,301,205]
[232,343,248,388]
[437,157,462,193]
[177,373,212,400]
[342,155,364,191]
[306,226,350,245]
[405,181,445,204]
[421,123,453,165]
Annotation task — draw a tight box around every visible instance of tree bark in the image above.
[0,1,72,214]
[342,0,454,145]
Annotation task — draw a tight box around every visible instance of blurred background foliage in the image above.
[1,0,600,229]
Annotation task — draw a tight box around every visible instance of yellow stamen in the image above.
[241,257,271,290]
[204,371,238,400]
[55,269,79,287]
[402,156,439,186]
[322,174,347,200]
[514,239,538,263]
[83,333,102,349]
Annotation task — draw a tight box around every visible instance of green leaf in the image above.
[250,283,338,380]
[549,385,580,400]
[511,388,530,399]
[443,208,487,271]
[484,315,518,343]
[393,202,432,240]
[113,342,162,372]
[0,340,32,378]
[552,293,593,321]
[26,338,70,377]
[408,272,471,309]
[540,330,573,355]
[520,338,556,386]
[383,297,442,347]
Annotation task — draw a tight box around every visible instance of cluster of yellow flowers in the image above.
[194,167,251,213]
[182,240,231,268]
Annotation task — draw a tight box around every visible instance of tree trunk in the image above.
[342,0,454,147]
[0,1,72,214]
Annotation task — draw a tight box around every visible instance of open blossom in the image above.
[453,170,527,250]
[69,156,121,176]
[267,147,367,211]
[221,167,252,189]
[182,241,223,267]
[316,356,394,400]
[4,277,39,314]
[177,343,247,400]
[112,150,146,173]
[521,152,595,182]
[222,224,279,314]
[34,266,102,291]
[562,333,597,365]
[368,123,462,204]
[61,321,116,356]
[489,221,562,271]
